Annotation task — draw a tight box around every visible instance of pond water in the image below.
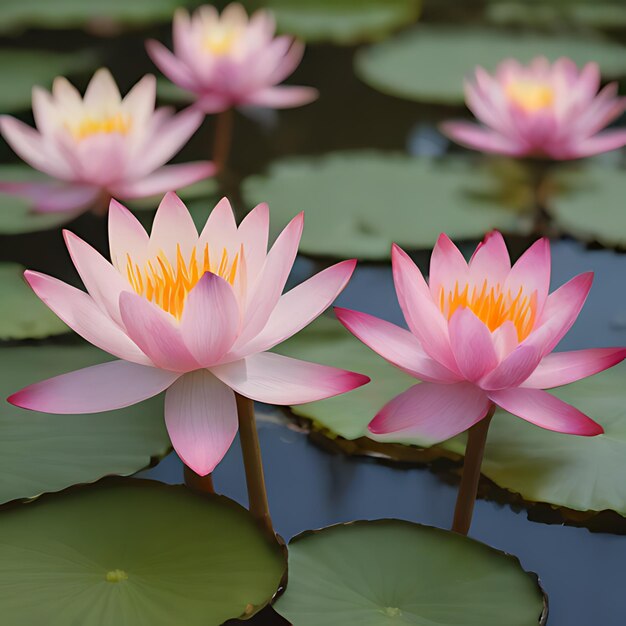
[2,15,626,626]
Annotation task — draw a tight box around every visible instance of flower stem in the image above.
[451,404,496,535]
[526,159,553,235]
[183,465,215,495]
[235,393,275,537]
[213,108,234,175]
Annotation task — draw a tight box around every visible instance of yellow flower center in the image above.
[203,28,239,55]
[439,280,537,341]
[69,113,132,141]
[505,80,555,112]
[126,243,240,320]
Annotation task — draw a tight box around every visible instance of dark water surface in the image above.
[142,241,626,626]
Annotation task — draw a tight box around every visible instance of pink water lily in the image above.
[441,57,626,160]
[0,68,214,215]
[147,3,318,113]
[336,232,626,444]
[8,194,368,475]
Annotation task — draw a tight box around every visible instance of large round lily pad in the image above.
[0,479,286,626]
[245,0,421,45]
[277,317,626,518]
[550,165,626,249]
[486,0,626,28]
[0,0,185,34]
[0,264,68,340]
[355,26,626,104]
[0,49,96,113]
[0,344,171,504]
[274,520,547,625]
[243,152,533,259]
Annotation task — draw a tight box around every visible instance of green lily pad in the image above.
[550,165,626,249]
[355,26,626,104]
[242,152,533,260]
[278,317,626,519]
[0,264,68,340]
[0,0,185,34]
[486,0,626,28]
[0,478,286,625]
[274,520,547,625]
[0,345,171,505]
[245,0,421,45]
[0,166,81,234]
[0,49,96,113]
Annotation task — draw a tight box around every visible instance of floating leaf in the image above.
[244,0,421,45]
[0,49,96,113]
[0,264,68,340]
[0,345,171,504]
[0,479,286,625]
[243,152,532,259]
[278,317,626,519]
[274,520,547,626]
[0,0,184,34]
[550,164,626,249]
[486,0,626,28]
[355,26,626,104]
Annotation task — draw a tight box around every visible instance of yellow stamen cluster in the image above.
[126,243,240,320]
[203,29,238,55]
[440,280,537,341]
[70,113,132,141]
[505,80,555,112]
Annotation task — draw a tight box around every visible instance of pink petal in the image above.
[492,320,518,360]
[164,370,238,476]
[111,162,215,199]
[8,360,178,414]
[24,270,150,365]
[245,86,318,109]
[488,387,603,436]
[146,40,196,91]
[237,202,270,283]
[235,212,304,348]
[119,291,199,372]
[368,382,492,445]
[480,344,542,390]
[136,106,205,175]
[198,197,239,258]
[440,121,524,156]
[180,272,240,366]
[391,244,458,373]
[572,129,626,158]
[522,348,626,389]
[210,352,369,405]
[83,69,122,111]
[334,307,460,383]
[63,230,130,325]
[449,308,498,382]
[108,199,149,271]
[468,231,511,288]
[504,237,551,316]
[236,261,357,358]
[429,233,468,300]
[531,272,594,357]
[0,181,99,214]
[148,192,198,260]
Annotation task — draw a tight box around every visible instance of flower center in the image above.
[440,280,537,341]
[505,80,554,112]
[203,27,239,55]
[69,113,132,141]
[126,243,240,320]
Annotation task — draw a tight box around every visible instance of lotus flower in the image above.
[0,69,214,215]
[336,232,626,443]
[8,194,368,475]
[441,57,626,159]
[147,3,318,113]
